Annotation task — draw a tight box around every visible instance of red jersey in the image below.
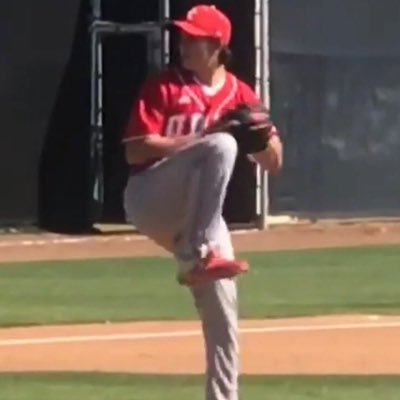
[123,68,261,170]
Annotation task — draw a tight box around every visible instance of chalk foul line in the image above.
[1,320,400,347]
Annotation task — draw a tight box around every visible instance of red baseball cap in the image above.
[173,5,232,46]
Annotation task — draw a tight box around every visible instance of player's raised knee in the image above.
[206,132,238,157]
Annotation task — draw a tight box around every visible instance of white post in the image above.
[90,0,104,217]
[261,0,270,110]
[261,0,270,229]
[254,0,270,230]
[160,0,170,67]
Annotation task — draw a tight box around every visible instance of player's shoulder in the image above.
[142,67,188,88]
[137,67,185,102]
[229,74,259,104]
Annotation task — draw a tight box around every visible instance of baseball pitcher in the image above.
[122,5,283,400]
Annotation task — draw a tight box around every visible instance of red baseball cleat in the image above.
[177,250,249,286]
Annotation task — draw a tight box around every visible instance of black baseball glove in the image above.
[206,103,274,154]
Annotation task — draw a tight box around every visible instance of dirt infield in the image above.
[1,220,400,263]
[1,221,400,375]
[1,315,400,374]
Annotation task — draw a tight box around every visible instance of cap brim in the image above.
[172,20,210,38]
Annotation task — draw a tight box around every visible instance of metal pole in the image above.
[255,0,270,230]
[160,0,170,67]
[254,0,263,229]
[261,0,270,110]
[90,0,104,220]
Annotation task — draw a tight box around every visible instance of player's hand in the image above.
[266,135,283,174]
[249,134,283,174]
[205,103,273,154]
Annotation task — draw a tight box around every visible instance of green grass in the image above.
[0,374,400,400]
[0,246,400,326]
[240,246,400,318]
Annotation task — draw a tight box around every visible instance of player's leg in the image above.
[124,135,242,400]
[171,132,248,284]
[124,132,248,281]
[191,219,239,400]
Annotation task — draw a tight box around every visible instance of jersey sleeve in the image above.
[237,79,280,139]
[122,74,168,142]
[237,80,261,105]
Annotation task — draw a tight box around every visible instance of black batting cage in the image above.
[1,0,400,233]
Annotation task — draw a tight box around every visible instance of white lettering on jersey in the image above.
[164,114,186,137]
[165,113,210,137]
[190,113,208,136]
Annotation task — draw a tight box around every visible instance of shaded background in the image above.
[269,0,400,217]
[1,0,399,232]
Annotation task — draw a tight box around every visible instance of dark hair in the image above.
[218,46,232,67]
